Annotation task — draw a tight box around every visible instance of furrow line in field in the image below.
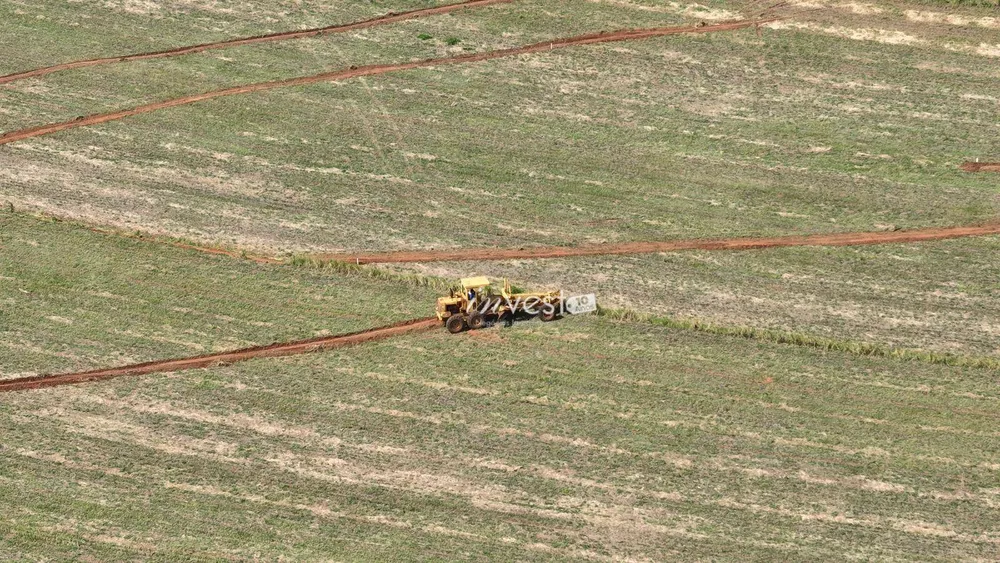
[0,317,440,392]
[0,19,769,146]
[35,213,1000,271]
[318,224,1000,263]
[0,0,514,86]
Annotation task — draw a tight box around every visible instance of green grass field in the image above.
[3,0,999,353]
[2,0,998,253]
[0,212,441,377]
[2,0,1000,559]
[3,214,1000,560]
[412,234,1000,357]
[3,188,1000,560]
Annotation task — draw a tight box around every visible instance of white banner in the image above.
[564,293,597,315]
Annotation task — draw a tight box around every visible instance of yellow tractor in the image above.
[436,276,564,333]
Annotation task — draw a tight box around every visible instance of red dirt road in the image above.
[0,0,513,86]
[0,19,767,146]
[0,317,440,392]
[57,211,1000,265]
[961,162,1000,173]
[315,224,1000,264]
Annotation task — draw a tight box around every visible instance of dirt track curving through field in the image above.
[61,211,1000,265]
[0,0,513,86]
[315,224,1000,264]
[0,317,440,392]
[961,162,1000,173]
[0,19,768,146]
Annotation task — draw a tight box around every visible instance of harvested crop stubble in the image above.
[316,224,1000,263]
[0,0,514,85]
[0,318,440,392]
[0,19,769,146]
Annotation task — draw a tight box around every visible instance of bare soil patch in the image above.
[961,162,1000,173]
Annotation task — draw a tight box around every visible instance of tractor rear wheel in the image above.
[446,315,466,334]
[467,312,486,330]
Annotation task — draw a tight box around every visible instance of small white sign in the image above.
[564,293,597,315]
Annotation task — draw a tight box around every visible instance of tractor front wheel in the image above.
[446,315,466,334]
[540,307,558,322]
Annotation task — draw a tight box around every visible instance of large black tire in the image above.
[540,307,558,322]
[467,312,486,330]
[446,315,465,334]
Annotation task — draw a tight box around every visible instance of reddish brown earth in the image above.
[0,317,440,392]
[961,162,1000,173]
[0,0,513,86]
[0,19,768,146]
[316,224,1000,264]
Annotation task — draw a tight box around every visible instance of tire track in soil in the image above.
[314,224,1000,264]
[0,0,513,86]
[961,162,1000,173]
[0,317,440,392]
[0,19,768,146]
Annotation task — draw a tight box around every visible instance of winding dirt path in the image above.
[0,317,440,392]
[0,0,512,86]
[315,224,1000,264]
[52,212,1000,265]
[0,19,767,146]
[961,162,1000,173]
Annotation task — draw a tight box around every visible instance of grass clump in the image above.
[289,256,451,291]
[942,0,999,5]
[597,306,1000,371]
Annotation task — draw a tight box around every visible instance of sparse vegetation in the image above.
[939,0,999,6]
[598,306,1000,370]
[0,214,439,376]
[3,0,998,353]
[290,255,451,290]
[4,276,1000,557]
[2,0,1000,559]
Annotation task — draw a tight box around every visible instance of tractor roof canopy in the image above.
[460,276,491,290]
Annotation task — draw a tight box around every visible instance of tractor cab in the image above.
[460,276,492,302]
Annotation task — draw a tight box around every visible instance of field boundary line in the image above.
[0,317,440,392]
[0,19,769,146]
[13,211,1000,266]
[315,223,1000,263]
[79,222,284,265]
[0,0,514,86]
